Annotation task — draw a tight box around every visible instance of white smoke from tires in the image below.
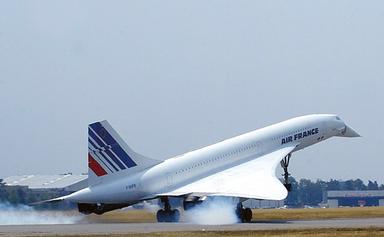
[0,202,84,225]
[183,197,239,225]
[141,201,161,213]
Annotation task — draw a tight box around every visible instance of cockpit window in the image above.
[335,116,341,120]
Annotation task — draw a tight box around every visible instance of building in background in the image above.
[3,174,87,192]
[243,199,284,208]
[326,190,384,207]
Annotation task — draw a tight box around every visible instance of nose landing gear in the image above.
[281,153,292,192]
[156,197,180,222]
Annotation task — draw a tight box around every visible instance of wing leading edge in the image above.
[157,145,297,200]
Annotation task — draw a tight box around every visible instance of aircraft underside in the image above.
[154,153,292,223]
[78,153,294,223]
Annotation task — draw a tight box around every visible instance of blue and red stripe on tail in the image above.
[88,121,138,177]
[88,153,108,176]
[87,120,161,185]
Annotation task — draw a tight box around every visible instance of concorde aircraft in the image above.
[47,114,359,222]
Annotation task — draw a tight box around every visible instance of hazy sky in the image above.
[1,1,383,183]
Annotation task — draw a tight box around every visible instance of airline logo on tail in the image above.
[88,121,137,176]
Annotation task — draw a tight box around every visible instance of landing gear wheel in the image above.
[156,209,166,222]
[242,208,252,223]
[156,197,180,222]
[171,209,180,222]
[281,153,292,192]
[156,209,180,222]
[236,203,252,223]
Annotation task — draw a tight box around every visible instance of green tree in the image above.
[367,180,379,190]
[297,179,324,206]
[354,179,367,190]
[326,179,341,190]
[0,179,7,202]
[342,180,354,190]
[285,177,299,206]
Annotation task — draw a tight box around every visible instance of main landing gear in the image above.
[156,197,180,222]
[156,197,253,223]
[280,153,292,192]
[236,202,252,223]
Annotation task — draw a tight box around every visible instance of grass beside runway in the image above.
[86,206,384,223]
[251,206,384,221]
[87,209,157,223]
[28,228,384,237]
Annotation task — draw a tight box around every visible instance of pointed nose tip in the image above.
[343,125,361,137]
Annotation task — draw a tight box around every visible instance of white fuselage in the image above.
[68,114,350,204]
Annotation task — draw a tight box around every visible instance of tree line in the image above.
[0,179,74,209]
[285,177,384,207]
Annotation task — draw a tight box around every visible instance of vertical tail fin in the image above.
[87,120,161,185]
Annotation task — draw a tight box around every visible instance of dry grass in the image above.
[87,209,157,223]
[86,206,384,223]
[252,206,384,220]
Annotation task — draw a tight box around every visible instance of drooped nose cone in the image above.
[342,125,361,137]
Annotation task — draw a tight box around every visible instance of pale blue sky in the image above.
[0,1,383,183]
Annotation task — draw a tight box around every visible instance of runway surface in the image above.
[1,218,384,236]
